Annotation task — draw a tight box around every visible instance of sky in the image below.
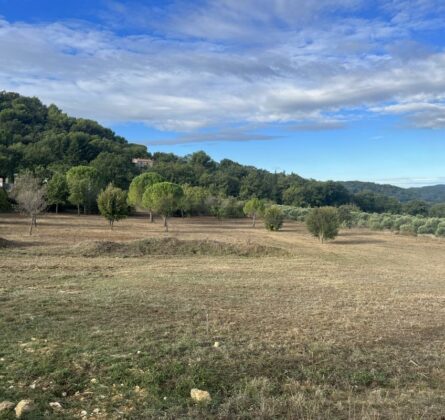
[1,0,444,187]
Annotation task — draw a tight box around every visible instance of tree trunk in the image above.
[33,215,37,227]
[252,213,256,228]
[149,211,154,223]
[84,205,87,215]
[163,216,168,232]
[55,203,59,214]
[77,204,80,215]
[110,220,114,230]
[29,218,33,235]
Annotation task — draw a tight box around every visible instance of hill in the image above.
[340,181,445,203]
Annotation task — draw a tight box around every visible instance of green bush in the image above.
[264,206,284,231]
[399,223,417,236]
[0,189,12,212]
[306,206,340,243]
[436,222,445,237]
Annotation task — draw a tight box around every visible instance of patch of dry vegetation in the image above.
[73,237,288,258]
[0,213,444,418]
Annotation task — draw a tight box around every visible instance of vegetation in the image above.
[66,166,101,215]
[9,172,47,235]
[243,198,265,227]
[0,214,444,418]
[0,187,12,212]
[306,207,340,243]
[46,172,68,213]
[263,205,284,231]
[142,182,184,231]
[97,184,128,229]
[128,172,165,222]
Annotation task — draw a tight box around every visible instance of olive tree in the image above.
[306,207,340,243]
[264,205,284,231]
[97,184,128,229]
[243,197,265,227]
[128,172,164,222]
[11,172,47,235]
[142,182,183,232]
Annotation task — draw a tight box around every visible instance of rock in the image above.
[0,401,15,412]
[213,341,220,348]
[90,378,97,384]
[15,400,33,418]
[49,402,63,411]
[81,410,88,416]
[190,388,211,403]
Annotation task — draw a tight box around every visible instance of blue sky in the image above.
[1,0,444,187]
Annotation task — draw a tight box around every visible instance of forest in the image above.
[1,91,444,217]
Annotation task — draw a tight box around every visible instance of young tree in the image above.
[11,172,47,235]
[306,207,340,243]
[97,184,128,229]
[180,184,211,216]
[142,182,183,231]
[264,205,284,231]
[47,172,68,213]
[128,172,164,222]
[243,198,265,227]
[66,166,101,215]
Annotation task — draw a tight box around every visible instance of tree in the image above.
[306,207,340,243]
[128,172,164,222]
[90,152,137,190]
[429,203,445,218]
[243,198,265,227]
[46,172,68,213]
[142,182,183,231]
[66,166,101,215]
[0,188,12,212]
[180,184,211,216]
[97,184,128,229]
[264,206,284,231]
[10,172,47,235]
[337,204,358,228]
[403,200,430,216]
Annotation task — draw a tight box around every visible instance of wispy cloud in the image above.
[1,0,445,140]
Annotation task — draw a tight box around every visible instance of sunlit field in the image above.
[1,214,444,418]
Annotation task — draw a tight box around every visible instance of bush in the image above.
[399,223,417,236]
[417,218,440,234]
[264,206,284,231]
[436,222,445,237]
[0,189,12,212]
[306,207,340,243]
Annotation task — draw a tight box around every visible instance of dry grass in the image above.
[0,213,444,419]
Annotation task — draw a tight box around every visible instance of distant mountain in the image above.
[340,181,445,203]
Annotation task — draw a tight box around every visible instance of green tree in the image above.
[243,198,265,227]
[403,200,429,216]
[429,203,445,218]
[142,182,183,231]
[97,184,128,229]
[0,188,12,212]
[306,207,340,243]
[128,172,164,222]
[66,166,101,215]
[264,206,284,231]
[180,184,211,216]
[46,172,68,213]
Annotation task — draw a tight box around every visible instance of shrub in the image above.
[417,218,440,235]
[436,222,445,237]
[264,206,284,231]
[0,189,12,212]
[97,184,128,229]
[399,223,417,236]
[306,207,340,243]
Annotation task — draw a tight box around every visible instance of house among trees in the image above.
[0,176,14,191]
[132,158,154,169]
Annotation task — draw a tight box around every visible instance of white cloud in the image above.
[1,0,445,137]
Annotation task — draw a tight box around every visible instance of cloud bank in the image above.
[1,0,445,140]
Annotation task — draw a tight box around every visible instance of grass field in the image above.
[1,213,444,419]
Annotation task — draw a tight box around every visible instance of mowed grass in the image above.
[0,213,444,419]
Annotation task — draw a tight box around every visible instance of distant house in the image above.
[0,176,13,191]
[132,158,154,169]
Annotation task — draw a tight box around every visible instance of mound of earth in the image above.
[73,237,287,258]
[0,237,13,248]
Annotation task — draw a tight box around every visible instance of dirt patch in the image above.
[72,237,288,258]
